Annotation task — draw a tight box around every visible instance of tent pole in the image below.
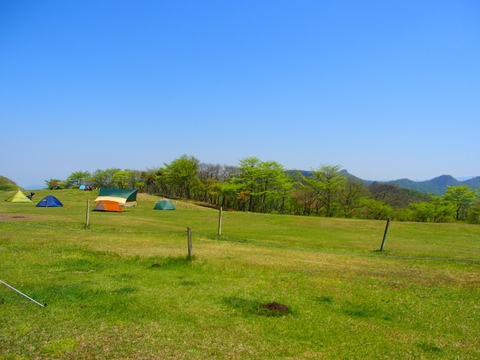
[0,280,46,308]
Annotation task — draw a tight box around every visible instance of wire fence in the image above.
[195,231,480,263]
[2,218,480,263]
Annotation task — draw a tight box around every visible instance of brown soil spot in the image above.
[262,302,290,314]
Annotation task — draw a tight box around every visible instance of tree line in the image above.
[46,155,480,224]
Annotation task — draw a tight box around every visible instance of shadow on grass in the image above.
[316,295,334,304]
[341,301,393,321]
[416,341,444,354]
[112,286,136,295]
[149,255,196,269]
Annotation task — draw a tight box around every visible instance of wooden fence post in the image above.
[218,207,222,236]
[187,227,193,259]
[85,199,90,227]
[380,218,391,251]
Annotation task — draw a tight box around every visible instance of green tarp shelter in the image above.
[154,198,175,210]
[94,188,138,205]
[5,190,32,203]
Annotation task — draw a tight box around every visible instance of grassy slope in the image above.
[1,189,479,359]
[0,176,19,191]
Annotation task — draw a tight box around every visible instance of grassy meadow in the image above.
[1,189,479,359]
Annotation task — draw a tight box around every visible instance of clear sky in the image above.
[1,1,479,188]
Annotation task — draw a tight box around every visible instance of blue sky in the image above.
[1,1,479,188]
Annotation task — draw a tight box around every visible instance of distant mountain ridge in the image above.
[295,170,480,196]
[342,171,480,195]
[388,175,480,195]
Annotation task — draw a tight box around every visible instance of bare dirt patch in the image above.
[0,215,29,220]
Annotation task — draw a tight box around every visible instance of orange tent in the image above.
[93,200,122,212]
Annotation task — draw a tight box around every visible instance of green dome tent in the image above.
[154,198,175,210]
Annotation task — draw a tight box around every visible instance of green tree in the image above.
[163,155,201,199]
[219,181,245,211]
[197,163,224,204]
[410,202,431,222]
[141,168,159,194]
[112,170,130,189]
[65,171,91,188]
[287,172,314,215]
[291,185,315,215]
[429,195,455,222]
[45,179,64,190]
[410,196,454,223]
[255,160,292,213]
[443,185,478,221]
[230,157,260,211]
[91,168,121,188]
[154,168,170,197]
[466,198,480,224]
[228,157,292,213]
[357,198,393,220]
[339,178,368,218]
[123,169,144,190]
[304,165,346,217]
[202,178,222,205]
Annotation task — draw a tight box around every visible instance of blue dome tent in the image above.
[36,195,63,207]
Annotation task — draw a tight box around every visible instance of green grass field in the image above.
[1,189,479,359]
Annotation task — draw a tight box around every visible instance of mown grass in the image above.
[1,189,479,359]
